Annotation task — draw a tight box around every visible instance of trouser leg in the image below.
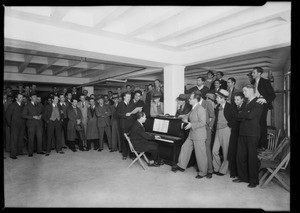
[54,120,62,152]
[236,136,249,182]
[98,127,104,150]
[258,105,268,149]
[177,138,194,169]
[194,139,208,176]
[219,127,230,175]
[205,126,213,173]
[212,130,221,172]
[248,136,260,185]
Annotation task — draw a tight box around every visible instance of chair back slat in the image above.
[271,137,289,161]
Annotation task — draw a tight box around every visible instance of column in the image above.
[163,65,185,116]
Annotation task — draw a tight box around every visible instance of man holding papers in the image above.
[171,92,208,179]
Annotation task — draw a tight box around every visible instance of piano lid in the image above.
[144,117,184,138]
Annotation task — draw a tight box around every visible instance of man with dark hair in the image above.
[58,93,70,149]
[233,84,263,188]
[204,71,215,89]
[131,90,145,108]
[251,67,276,150]
[95,96,112,151]
[144,84,153,117]
[22,92,44,157]
[104,94,113,105]
[86,98,99,151]
[210,71,227,91]
[71,86,79,100]
[227,77,240,105]
[42,95,64,156]
[130,112,163,167]
[117,92,141,160]
[186,76,209,98]
[172,92,208,179]
[5,93,26,159]
[66,98,85,152]
[228,92,245,179]
[153,79,164,102]
[66,91,73,104]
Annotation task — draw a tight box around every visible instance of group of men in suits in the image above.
[170,67,275,188]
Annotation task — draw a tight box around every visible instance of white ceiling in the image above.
[4,3,291,88]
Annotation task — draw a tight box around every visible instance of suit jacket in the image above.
[86,106,98,139]
[22,102,44,126]
[66,106,83,141]
[130,120,155,151]
[77,100,89,124]
[176,102,192,117]
[5,102,25,127]
[210,79,227,91]
[42,104,63,124]
[256,77,276,110]
[238,97,263,137]
[58,101,70,119]
[186,85,209,98]
[131,99,145,108]
[214,102,235,129]
[95,104,111,127]
[184,103,207,140]
[117,101,136,131]
[200,99,215,129]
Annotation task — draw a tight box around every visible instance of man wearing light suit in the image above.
[172,92,207,179]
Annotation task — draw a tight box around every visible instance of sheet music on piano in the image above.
[153,118,169,133]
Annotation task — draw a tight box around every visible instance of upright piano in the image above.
[144,116,186,166]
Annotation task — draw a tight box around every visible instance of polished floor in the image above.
[3,145,290,210]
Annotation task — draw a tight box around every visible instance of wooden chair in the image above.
[267,128,281,151]
[124,133,149,170]
[258,136,288,161]
[259,138,290,191]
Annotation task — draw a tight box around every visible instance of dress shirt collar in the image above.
[197,85,204,90]
[221,102,226,109]
[52,103,57,108]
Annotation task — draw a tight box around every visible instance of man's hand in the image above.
[184,122,192,130]
[33,116,40,120]
[256,98,267,105]
[76,119,81,124]
[154,135,161,140]
[126,112,131,116]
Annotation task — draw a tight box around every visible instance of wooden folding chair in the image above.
[267,128,281,151]
[258,136,289,161]
[124,133,150,170]
[259,140,290,191]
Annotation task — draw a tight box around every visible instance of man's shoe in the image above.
[195,174,205,179]
[171,165,185,172]
[28,154,33,157]
[216,172,225,176]
[62,146,68,149]
[45,153,50,156]
[37,152,46,155]
[233,178,243,183]
[58,151,64,154]
[148,162,159,167]
[230,175,237,178]
[97,149,103,152]
[247,183,258,188]
[206,173,212,179]
[158,160,164,166]
[122,157,127,160]
[10,156,17,159]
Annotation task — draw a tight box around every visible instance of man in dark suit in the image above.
[233,84,263,188]
[95,96,112,151]
[210,71,227,91]
[22,92,44,157]
[117,92,141,160]
[251,67,276,149]
[130,112,163,166]
[5,93,26,159]
[186,77,209,99]
[212,89,235,176]
[42,95,64,156]
[228,92,246,179]
[227,77,240,105]
[71,86,79,100]
[175,94,191,118]
[58,93,70,149]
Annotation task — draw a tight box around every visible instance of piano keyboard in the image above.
[146,132,181,143]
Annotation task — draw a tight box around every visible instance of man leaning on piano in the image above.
[129,111,164,167]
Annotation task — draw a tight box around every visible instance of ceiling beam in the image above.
[94,6,133,29]
[18,54,34,73]
[155,7,249,43]
[52,60,82,75]
[127,7,190,37]
[67,62,99,77]
[187,57,272,70]
[36,57,61,74]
